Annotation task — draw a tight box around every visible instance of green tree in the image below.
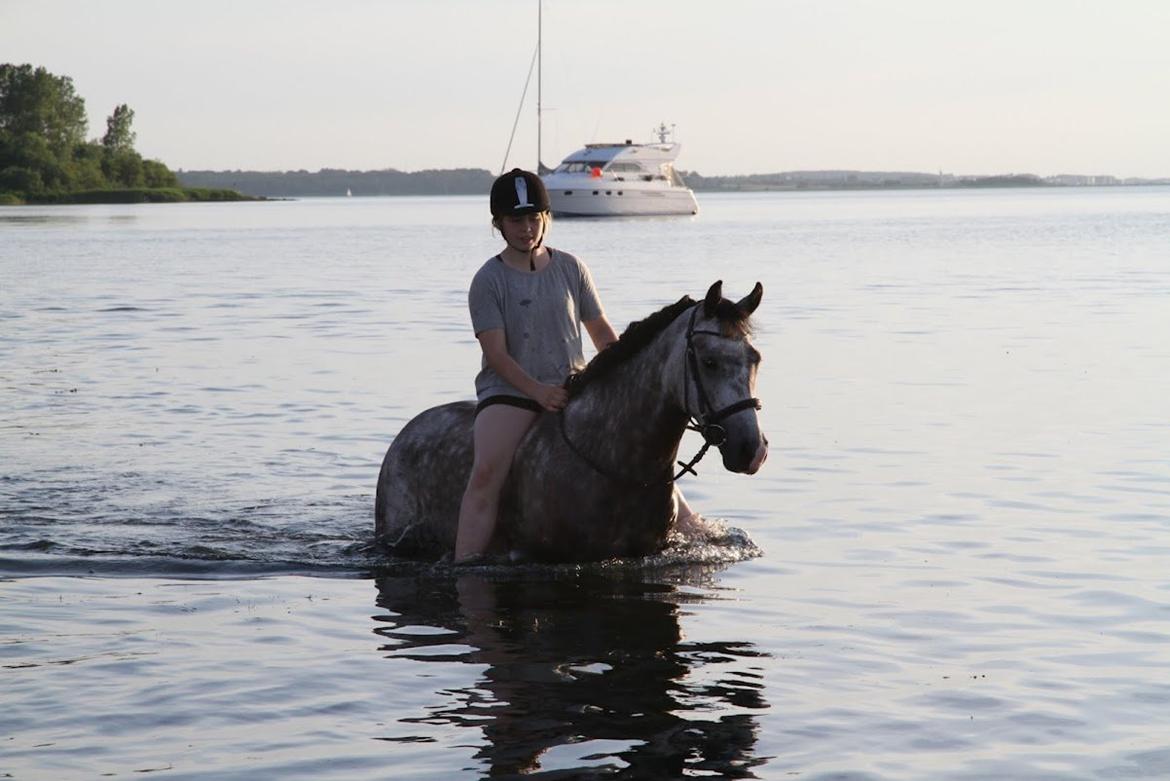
[0,63,191,201]
[101,103,136,152]
[0,164,44,194]
[0,132,65,193]
[0,64,87,153]
[69,142,107,190]
[102,150,144,188]
[142,158,178,188]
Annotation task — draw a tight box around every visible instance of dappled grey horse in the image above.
[375,281,768,563]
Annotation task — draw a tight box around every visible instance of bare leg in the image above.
[455,404,539,561]
[675,487,697,525]
[674,487,719,539]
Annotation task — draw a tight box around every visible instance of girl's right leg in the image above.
[455,404,539,561]
[674,486,719,539]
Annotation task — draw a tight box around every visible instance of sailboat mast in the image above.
[537,0,543,172]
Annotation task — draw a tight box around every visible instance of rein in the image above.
[559,303,761,489]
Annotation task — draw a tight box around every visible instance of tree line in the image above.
[0,63,245,204]
[176,167,495,197]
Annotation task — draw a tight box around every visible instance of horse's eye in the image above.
[701,357,718,369]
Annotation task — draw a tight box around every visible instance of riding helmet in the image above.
[490,168,550,217]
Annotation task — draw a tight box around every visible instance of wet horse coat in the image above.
[375,281,768,562]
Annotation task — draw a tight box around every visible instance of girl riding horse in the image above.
[456,169,704,561]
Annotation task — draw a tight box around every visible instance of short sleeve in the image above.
[576,259,604,322]
[468,264,505,335]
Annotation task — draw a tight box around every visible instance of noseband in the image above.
[558,303,761,487]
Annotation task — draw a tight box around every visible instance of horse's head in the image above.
[681,281,769,474]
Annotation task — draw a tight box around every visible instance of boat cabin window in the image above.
[555,161,606,174]
[607,162,644,173]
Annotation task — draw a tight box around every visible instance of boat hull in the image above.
[544,181,699,217]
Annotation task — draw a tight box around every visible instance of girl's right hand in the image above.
[533,384,568,412]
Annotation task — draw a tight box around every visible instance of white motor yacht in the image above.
[541,124,699,217]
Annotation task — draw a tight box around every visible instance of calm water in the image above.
[2,188,1170,779]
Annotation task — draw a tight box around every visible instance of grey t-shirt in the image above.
[468,247,604,402]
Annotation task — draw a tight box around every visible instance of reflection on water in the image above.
[373,569,769,779]
[0,212,92,226]
[0,210,139,227]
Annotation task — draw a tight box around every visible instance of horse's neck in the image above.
[565,320,689,468]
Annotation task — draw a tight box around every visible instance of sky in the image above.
[4,0,1169,178]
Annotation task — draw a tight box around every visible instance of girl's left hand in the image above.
[533,383,568,412]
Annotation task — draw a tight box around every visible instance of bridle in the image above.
[677,304,762,477]
[559,303,761,487]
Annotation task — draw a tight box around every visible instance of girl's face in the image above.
[499,212,546,252]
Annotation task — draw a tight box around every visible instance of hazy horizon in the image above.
[4,1,1169,179]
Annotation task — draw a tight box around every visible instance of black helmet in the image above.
[490,168,550,217]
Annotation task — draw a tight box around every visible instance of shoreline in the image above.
[4,181,1167,207]
[0,187,262,206]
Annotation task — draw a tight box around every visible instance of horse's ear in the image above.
[704,281,723,317]
[736,282,763,315]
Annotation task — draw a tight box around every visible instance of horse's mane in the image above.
[566,293,755,399]
[566,296,694,398]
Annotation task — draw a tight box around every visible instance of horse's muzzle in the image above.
[746,436,769,474]
[722,432,769,474]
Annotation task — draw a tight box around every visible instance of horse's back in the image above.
[375,400,476,555]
